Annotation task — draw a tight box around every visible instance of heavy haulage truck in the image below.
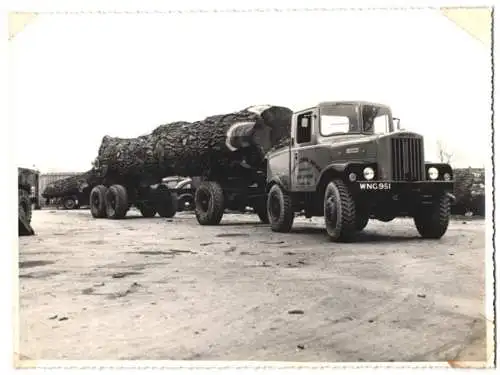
[264,101,455,242]
[90,105,293,222]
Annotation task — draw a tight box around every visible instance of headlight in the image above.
[443,172,451,181]
[363,167,375,180]
[428,167,439,180]
[348,173,357,182]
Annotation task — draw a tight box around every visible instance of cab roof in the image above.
[296,101,391,113]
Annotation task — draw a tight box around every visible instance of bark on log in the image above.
[94,105,293,183]
[42,169,101,198]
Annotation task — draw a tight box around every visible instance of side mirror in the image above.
[393,117,401,130]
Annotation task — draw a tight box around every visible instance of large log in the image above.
[94,105,293,183]
[42,169,101,198]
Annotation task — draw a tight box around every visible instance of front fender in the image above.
[266,175,289,192]
[318,162,377,183]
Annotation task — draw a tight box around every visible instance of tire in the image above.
[323,180,357,242]
[267,184,294,232]
[414,194,450,239]
[137,202,157,218]
[105,184,129,219]
[90,185,108,218]
[355,214,369,231]
[63,196,77,210]
[19,189,32,224]
[254,198,269,224]
[155,185,178,218]
[195,181,225,225]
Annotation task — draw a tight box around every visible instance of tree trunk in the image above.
[94,105,293,182]
[42,169,101,198]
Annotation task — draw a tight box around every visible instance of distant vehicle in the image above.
[161,177,195,212]
[18,167,38,235]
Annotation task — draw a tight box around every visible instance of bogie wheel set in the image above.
[90,184,177,220]
[193,180,269,226]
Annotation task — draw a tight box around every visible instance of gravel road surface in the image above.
[17,209,487,362]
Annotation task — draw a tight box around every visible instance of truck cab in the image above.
[266,101,455,242]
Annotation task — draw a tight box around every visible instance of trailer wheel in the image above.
[253,199,269,224]
[137,202,157,218]
[195,181,224,225]
[63,196,77,210]
[267,184,294,232]
[156,185,177,218]
[414,194,450,239]
[90,185,108,218]
[105,184,129,219]
[324,180,356,242]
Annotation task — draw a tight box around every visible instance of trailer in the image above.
[91,105,293,222]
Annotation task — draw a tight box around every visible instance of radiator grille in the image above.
[391,137,424,181]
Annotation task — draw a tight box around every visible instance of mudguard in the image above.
[266,175,290,192]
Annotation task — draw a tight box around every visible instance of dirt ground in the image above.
[17,209,487,362]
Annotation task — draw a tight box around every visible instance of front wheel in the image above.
[195,181,224,225]
[267,184,294,232]
[254,198,269,224]
[414,195,451,239]
[324,180,356,242]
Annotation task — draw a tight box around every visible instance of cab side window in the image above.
[296,112,312,144]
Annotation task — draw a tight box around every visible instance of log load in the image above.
[94,105,293,185]
[42,169,102,199]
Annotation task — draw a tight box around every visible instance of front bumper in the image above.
[354,180,455,198]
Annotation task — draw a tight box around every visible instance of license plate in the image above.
[359,182,392,191]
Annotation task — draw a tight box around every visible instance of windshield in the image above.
[319,103,360,137]
[362,104,393,134]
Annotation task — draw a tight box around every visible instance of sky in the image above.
[9,8,491,172]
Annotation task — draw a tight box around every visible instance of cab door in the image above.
[291,109,318,192]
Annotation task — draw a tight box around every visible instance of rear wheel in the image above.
[324,180,356,242]
[414,194,450,239]
[105,184,129,219]
[137,202,157,218]
[155,185,177,218]
[195,181,224,225]
[267,184,294,232]
[90,185,108,218]
[63,196,77,210]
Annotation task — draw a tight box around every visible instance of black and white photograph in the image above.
[8,0,496,371]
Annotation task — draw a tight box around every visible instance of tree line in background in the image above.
[437,140,486,217]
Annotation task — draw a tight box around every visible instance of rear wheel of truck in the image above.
[195,181,224,225]
[105,184,129,219]
[137,202,157,218]
[267,184,294,232]
[63,196,77,210]
[19,189,32,224]
[155,185,177,218]
[324,180,356,242]
[90,185,108,218]
[414,194,450,239]
[253,198,269,224]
